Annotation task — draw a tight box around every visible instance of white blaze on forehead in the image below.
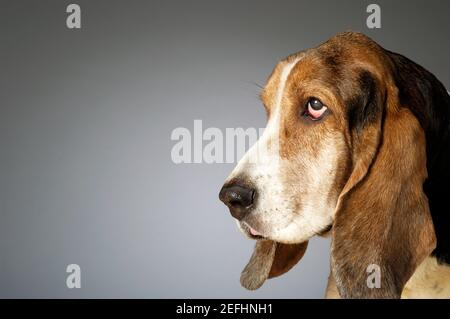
[227,56,303,178]
[273,57,303,119]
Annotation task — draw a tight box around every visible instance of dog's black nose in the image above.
[219,184,255,220]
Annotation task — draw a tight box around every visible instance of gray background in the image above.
[0,0,448,298]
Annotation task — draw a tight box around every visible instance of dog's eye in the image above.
[306,98,328,120]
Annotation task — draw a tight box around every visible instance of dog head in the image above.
[219,32,448,297]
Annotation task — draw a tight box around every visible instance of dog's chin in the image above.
[237,220,334,242]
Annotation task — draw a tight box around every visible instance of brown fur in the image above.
[269,242,308,278]
[332,107,436,298]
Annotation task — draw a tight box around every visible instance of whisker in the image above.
[252,82,264,89]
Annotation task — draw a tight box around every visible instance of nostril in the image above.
[229,200,240,207]
[250,189,256,203]
[219,184,256,209]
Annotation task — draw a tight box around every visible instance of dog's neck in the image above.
[387,51,450,264]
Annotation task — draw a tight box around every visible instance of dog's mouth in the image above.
[241,222,266,240]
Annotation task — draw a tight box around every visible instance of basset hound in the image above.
[219,32,450,299]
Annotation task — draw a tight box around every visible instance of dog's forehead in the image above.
[264,54,385,112]
[260,56,336,113]
[260,33,393,122]
[260,53,307,107]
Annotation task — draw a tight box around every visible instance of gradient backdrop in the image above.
[0,0,449,298]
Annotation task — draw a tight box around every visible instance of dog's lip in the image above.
[241,222,265,240]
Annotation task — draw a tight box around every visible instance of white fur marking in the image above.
[225,55,343,243]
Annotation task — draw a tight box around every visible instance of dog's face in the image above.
[219,32,440,297]
[220,45,375,243]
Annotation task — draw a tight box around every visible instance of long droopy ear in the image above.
[240,240,308,290]
[331,80,437,298]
